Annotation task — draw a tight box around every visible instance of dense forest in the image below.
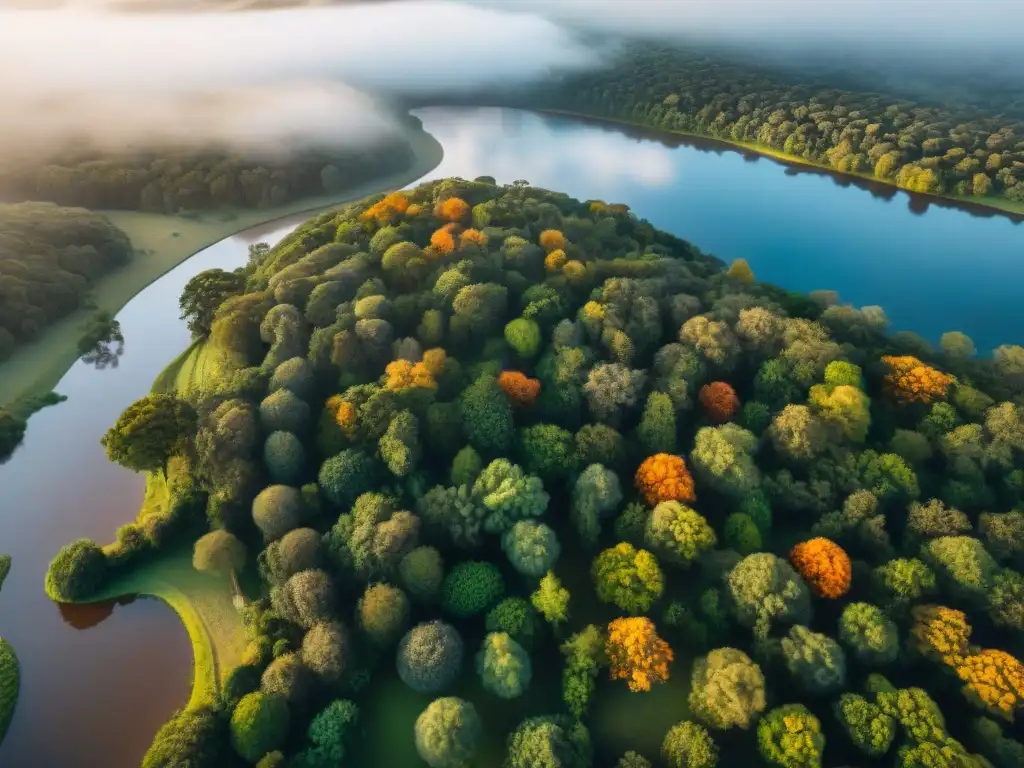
[46,177,1024,767]
[0,136,414,214]
[515,45,1024,203]
[0,202,133,359]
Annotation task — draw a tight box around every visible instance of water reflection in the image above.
[58,595,138,630]
[415,106,1024,352]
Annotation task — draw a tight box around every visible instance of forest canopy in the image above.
[517,44,1024,204]
[48,176,1024,767]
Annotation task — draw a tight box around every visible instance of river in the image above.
[2,105,1023,766]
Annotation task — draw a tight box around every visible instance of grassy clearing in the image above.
[0,638,19,745]
[0,122,443,414]
[150,339,230,397]
[537,108,1024,218]
[89,545,247,710]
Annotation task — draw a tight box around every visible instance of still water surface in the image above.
[2,106,1023,766]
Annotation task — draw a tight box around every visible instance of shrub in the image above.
[441,561,505,618]
[400,546,445,603]
[414,697,483,768]
[44,539,107,601]
[357,583,410,646]
[662,721,718,768]
[263,431,306,484]
[230,692,289,763]
[397,621,464,694]
[477,631,532,699]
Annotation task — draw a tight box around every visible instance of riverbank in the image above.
[533,107,1024,220]
[0,121,443,416]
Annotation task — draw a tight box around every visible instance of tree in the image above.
[477,631,532,699]
[637,392,678,453]
[505,318,542,358]
[438,196,470,222]
[881,356,954,405]
[921,536,998,601]
[606,616,673,692]
[691,424,760,497]
[662,721,718,768]
[873,558,936,612]
[838,602,898,664]
[230,692,289,763]
[634,454,696,507]
[460,375,515,454]
[644,501,717,568]
[727,553,811,638]
[143,706,234,768]
[441,561,505,618]
[505,715,592,768]
[593,543,664,614]
[488,597,541,650]
[271,569,336,629]
[789,538,851,599]
[357,583,410,646]
[101,393,194,473]
[584,362,647,425]
[572,464,623,547]
[263,431,306,485]
[469,459,550,534]
[757,705,824,768]
[539,229,568,251]
[940,331,976,359]
[808,383,871,442]
[781,625,846,694]
[499,371,541,409]
[414,697,482,768]
[303,700,359,766]
[561,625,607,717]
[688,648,766,730]
[698,382,739,423]
[397,621,464,694]
[519,424,578,482]
[502,521,561,578]
[318,449,379,510]
[44,538,107,601]
[910,605,971,665]
[532,570,570,626]
[260,653,312,704]
[727,259,755,284]
[955,650,1024,722]
[379,410,421,477]
[300,621,352,684]
[834,693,895,758]
[400,546,445,603]
[252,485,304,543]
[179,268,245,339]
[193,530,246,578]
[768,405,828,463]
[259,389,310,435]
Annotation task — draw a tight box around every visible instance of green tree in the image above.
[662,721,718,768]
[477,631,532,699]
[460,375,515,455]
[414,697,483,768]
[592,543,664,614]
[505,716,592,768]
[505,317,542,358]
[688,647,766,730]
[637,391,678,454]
[101,394,195,473]
[643,501,716,568]
[532,571,570,626]
[757,704,824,768]
[230,692,289,763]
[519,424,578,482]
[179,268,246,339]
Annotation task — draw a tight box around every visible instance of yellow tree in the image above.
[956,649,1024,722]
[727,259,755,284]
[910,605,971,666]
[606,617,673,692]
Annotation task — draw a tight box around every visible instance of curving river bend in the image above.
[2,106,1024,766]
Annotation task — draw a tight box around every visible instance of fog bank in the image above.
[0,1,598,159]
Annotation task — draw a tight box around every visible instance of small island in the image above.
[45,177,1024,766]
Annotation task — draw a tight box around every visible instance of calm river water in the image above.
[2,106,1023,766]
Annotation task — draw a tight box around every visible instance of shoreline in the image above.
[0,122,444,414]
[529,107,1024,222]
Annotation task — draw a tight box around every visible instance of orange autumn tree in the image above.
[789,537,852,599]
[635,453,696,507]
[498,371,541,409]
[361,191,409,223]
[955,649,1024,722]
[607,617,673,692]
[405,203,424,217]
[910,605,972,665]
[698,382,739,423]
[437,196,470,222]
[881,355,955,404]
[459,228,488,249]
[324,395,358,439]
[539,229,567,252]
[384,359,436,392]
[545,249,567,272]
[430,224,456,255]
